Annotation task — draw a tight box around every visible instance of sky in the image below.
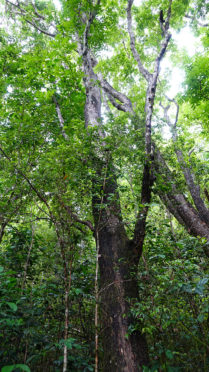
[54,0,61,11]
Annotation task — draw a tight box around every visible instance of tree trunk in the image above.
[77,19,150,368]
[92,162,149,371]
[97,232,149,371]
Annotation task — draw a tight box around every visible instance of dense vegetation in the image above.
[0,0,208,371]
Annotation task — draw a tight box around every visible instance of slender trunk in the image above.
[24,340,28,364]
[55,226,73,372]
[63,260,72,372]
[95,232,99,372]
[21,224,35,294]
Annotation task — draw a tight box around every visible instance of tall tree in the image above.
[1,0,209,370]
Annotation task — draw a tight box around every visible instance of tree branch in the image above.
[24,18,56,37]
[5,0,56,37]
[98,73,134,114]
[61,203,95,232]
[82,0,101,56]
[185,13,209,27]
[0,144,52,215]
[132,162,155,253]
[161,97,209,226]
[126,0,151,81]
[52,95,69,140]
[154,146,209,252]
[144,0,172,155]
[31,0,46,20]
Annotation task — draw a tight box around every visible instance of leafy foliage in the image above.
[0,0,209,370]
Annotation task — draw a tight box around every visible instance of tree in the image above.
[1,0,209,370]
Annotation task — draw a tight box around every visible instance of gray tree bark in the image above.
[154,147,209,257]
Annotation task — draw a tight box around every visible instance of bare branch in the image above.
[106,91,129,112]
[102,90,112,114]
[160,193,185,226]
[127,0,151,81]
[159,10,165,36]
[165,95,179,127]
[98,73,134,114]
[126,0,172,251]
[165,0,172,32]
[6,0,26,13]
[160,99,178,140]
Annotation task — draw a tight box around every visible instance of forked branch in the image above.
[127,0,151,81]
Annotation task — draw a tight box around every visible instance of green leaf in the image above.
[1,365,31,372]
[166,349,174,360]
[6,302,17,312]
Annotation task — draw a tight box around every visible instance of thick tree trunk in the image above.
[97,235,149,371]
[92,163,149,371]
[97,231,149,371]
